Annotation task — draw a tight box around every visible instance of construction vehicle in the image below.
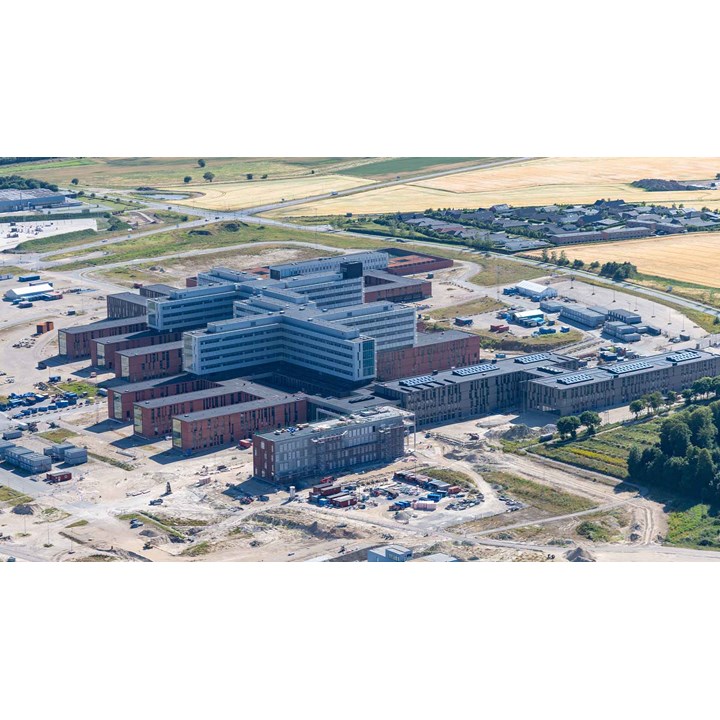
[149,498,164,506]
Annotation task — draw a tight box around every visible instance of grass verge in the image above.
[0,486,33,506]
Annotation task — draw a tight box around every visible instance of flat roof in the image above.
[109,373,203,396]
[414,330,475,347]
[255,405,410,442]
[0,188,65,200]
[108,292,148,306]
[136,379,279,409]
[116,341,183,358]
[529,349,719,390]
[174,393,306,422]
[61,316,148,335]
[378,352,576,392]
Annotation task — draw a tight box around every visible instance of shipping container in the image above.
[19,274,41,282]
[46,471,72,483]
[2,430,22,440]
[412,500,436,511]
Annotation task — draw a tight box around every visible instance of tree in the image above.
[713,377,720,398]
[645,391,663,415]
[246,173,254,180]
[660,419,691,457]
[70,178,79,185]
[630,399,645,419]
[665,390,678,409]
[682,388,695,406]
[692,377,713,399]
[183,176,192,184]
[557,415,581,440]
[689,406,716,448]
[198,159,206,168]
[203,172,215,183]
[627,446,643,478]
[579,411,601,435]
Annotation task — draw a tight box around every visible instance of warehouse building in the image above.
[58,317,148,359]
[116,341,184,382]
[106,292,149,319]
[4,283,55,301]
[375,330,481,381]
[513,280,558,300]
[252,405,411,483]
[374,352,578,428]
[172,394,307,454]
[525,350,720,415]
[0,188,68,213]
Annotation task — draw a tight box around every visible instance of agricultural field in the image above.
[163,175,373,211]
[0,157,374,189]
[340,157,506,179]
[528,231,720,289]
[529,418,663,479]
[264,157,720,217]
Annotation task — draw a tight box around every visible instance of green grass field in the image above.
[3,157,368,189]
[470,256,545,286]
[529,418,663,479]
[666,504,720,549]
[53,221,395,269]
[483,471,596,515]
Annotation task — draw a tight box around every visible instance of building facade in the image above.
[252,406,410,483]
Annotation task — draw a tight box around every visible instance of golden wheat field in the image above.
[263,157,720,217]
[527,232,720,288]
[164,174,371,210]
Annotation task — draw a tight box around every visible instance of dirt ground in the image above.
[0,219,98,252]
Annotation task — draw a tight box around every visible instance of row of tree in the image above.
[628,402,720,503]
[0,175,59,192]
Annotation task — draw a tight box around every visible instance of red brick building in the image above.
[172,395,308,453]
[116,341,184,383]
[107,375,214,422]
[375,330,481,381]
[385,250,453,276]
[90,330,182,371]
[363,270,432,304]
[58,317,148,360]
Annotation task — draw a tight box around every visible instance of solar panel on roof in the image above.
[452,364,498,377]
[515,353,551,364]
[667,350,701,363]
[399,375,434,387]
[557,373,594,385]
[605,361,652,375]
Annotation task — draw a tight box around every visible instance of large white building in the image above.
[182,297,417,383]
[514,280,558,300]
